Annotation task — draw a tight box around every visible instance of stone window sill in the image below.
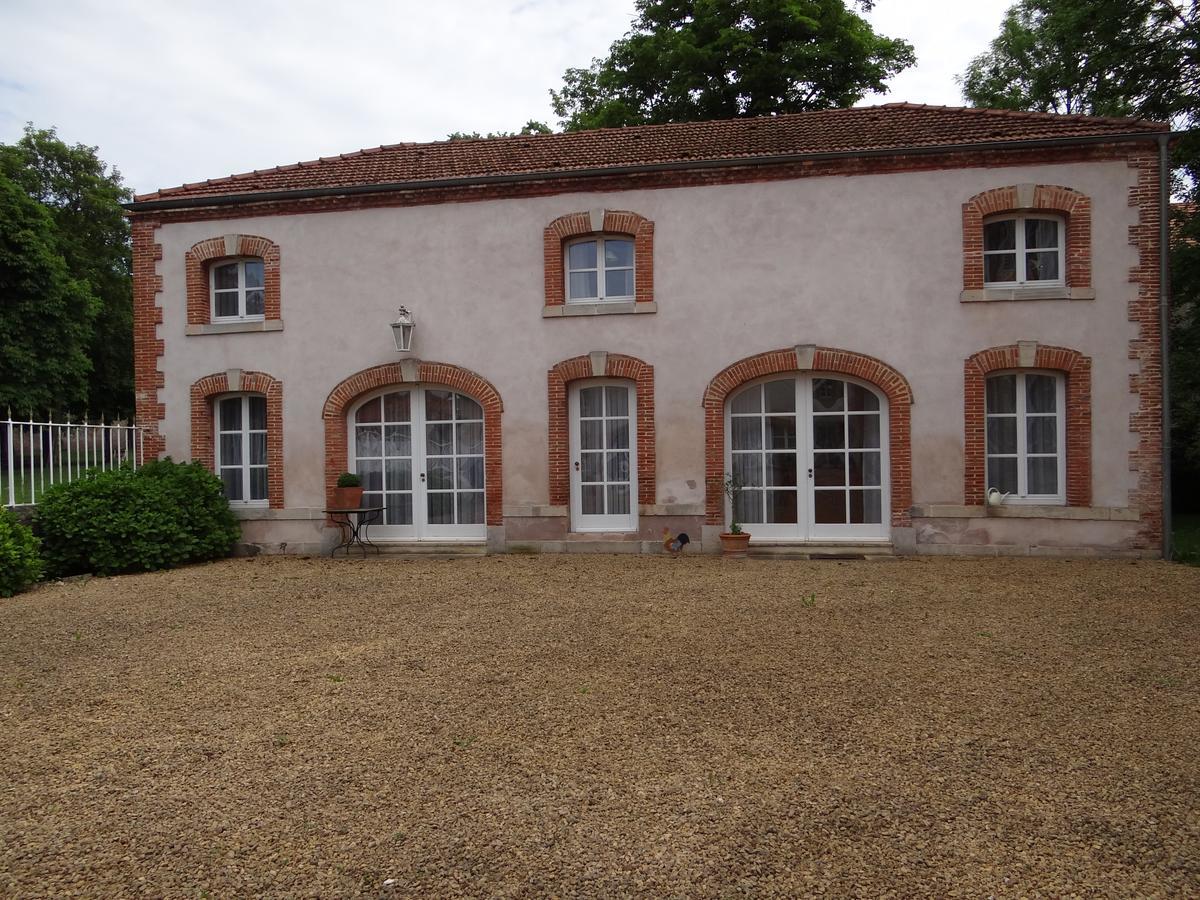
[187,319,284,335]
[543,301,657,318]
[960,287,1095,303]
[911,503,1137,521]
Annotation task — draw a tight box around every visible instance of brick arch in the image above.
[547,353,655,506]
[962,184,1092,290]
[322,362,504,526]
[964,343,1091,506]
[702,347,914,528]
[543,209,655,307]
[190,370,284,508]
[185,233,282,325]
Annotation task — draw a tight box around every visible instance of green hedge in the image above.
[0,508,42,596]
[37,459,240,577]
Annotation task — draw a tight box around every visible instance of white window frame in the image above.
[565,235,635,303]
[215,393,268,507]
[982,214,1065,287]
[210,257,266,322]
[984,370,1066,505]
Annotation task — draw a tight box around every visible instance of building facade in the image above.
[127,104,1172,557]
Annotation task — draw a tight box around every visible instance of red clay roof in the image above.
[134,103,1168,204]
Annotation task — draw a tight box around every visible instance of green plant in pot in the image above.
[333,472,364,509]
[720,473,752,558]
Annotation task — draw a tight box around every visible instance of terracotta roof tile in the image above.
[134,103,1168,203]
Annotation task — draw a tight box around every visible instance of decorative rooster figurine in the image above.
[662,528,691,557]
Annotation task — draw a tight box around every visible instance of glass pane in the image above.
[582,484,603,515]
[766,490,798,524]
[355,426,382,458]
[850,490,883,524]
[604,239,633,267]
[1028,417,1057,454]
[249,433,267,466]
[607,484,630,515]
[732,418,762,451]
[243,260,264,288]
[734,489,763,525]
[362,491,383,512]
[385,492,413,526]
[245,290,264,316]
[249,467,267,500]
[985,254,1017,283]
[581,452,603,483]
[848,452,881,487]
[730,386,761,415]
[580,420,603,451]
[605,419,629,450]
[812,379,844,412]
[986,375,1017,414]
[426,423,453,455]
[847,415,880,449]
[384,425,411,458]
[219,397,241,431]
[766,416,796,450]
[354,397,381,424]
[984,219,1016,251]
[213,262,239,289]
[579,387,603,418]
[1026,375,1057,413]
[214,291,239,318]
[567,240,596,269]
[732,453,763,488]
[425,390,454,422]
[764,380,795,413]
[569,271,598,299]
[1028,457,1058,495]
[357,459,382,492]
[987,457,1018,494]
[604,386,629,417]
[456,422,483,455]
[248,396,266,430]
[987,418,1017,454]
[457,492,485,525]
[221,468,242,501]
[428,492,454,525]
[219,434,242,466]
[385,458,411,491]
[605,269,634,298]
[606,452,630,483]
[847,384,880,412]
[456,395,482,421]
[427,459,453,491]
[383,392,411,422]
[1025,218,1058,250]
[813,417,845,450]
[814,491,846,524]
[1026,251,1059,281]
[765,453,797,487]
[457,457,484,490]
[813,453,845,487]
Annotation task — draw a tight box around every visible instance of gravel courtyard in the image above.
[1,555,1198,897]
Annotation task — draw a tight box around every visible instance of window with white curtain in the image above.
[210,258,265,320]
[566,236,634,302]
[985,372,1065,503]
[216,394,268,505]
[983,216,1064,286]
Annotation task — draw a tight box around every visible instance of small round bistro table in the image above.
[324,506,384,557]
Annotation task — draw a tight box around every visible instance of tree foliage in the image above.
[446,121,552,140]
[550,0,915,131]
[0,125,133,417]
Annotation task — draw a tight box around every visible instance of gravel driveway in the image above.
[1,555,1198,897]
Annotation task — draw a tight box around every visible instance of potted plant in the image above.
[332,472,364,509]
[720,473,752,558]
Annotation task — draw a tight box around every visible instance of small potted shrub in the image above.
[333,472,364,509]
[720,473,752,558]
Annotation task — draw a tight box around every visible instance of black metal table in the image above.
[324,506,384,557]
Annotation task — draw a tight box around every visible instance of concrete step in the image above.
[747,542,895,560]
[368,542,488,558]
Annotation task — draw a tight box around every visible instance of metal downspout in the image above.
[1159,134,1173,559]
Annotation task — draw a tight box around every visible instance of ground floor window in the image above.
[216,394,268,505]
[985,371,1065,503]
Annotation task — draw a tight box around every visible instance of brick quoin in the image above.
[962,184,1092,290]
[963,345,1092,506]
[190,372,285,508]
[701,348,914,528]
[185,234,282,326]
[131,219,166,458]
[547,354,655,506]
[322,362,503,526]
[543,210,654,308]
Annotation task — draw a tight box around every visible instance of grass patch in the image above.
[1174,513,1200,565]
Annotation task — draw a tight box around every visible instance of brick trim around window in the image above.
[322,361,504,526]
[543,210,654,308]
[547,353,655,506]
[189,370,284,508]
[962,184,1092,290]
[185,233,282,326]
[963,343,1091,506]
[132,219,166,458]
[702,347,914,528]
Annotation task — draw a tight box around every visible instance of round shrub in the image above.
[0,508,43,597]
[37,459,240,577]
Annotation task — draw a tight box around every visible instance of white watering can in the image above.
[986,487,1010,506]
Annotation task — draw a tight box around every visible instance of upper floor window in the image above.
[216,394,268,505]
[566,236,634,303]
[983,215,1063,286]
[985,371,1065,504]
[211,258,265,320]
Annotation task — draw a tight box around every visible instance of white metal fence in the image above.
[3,414,146,508]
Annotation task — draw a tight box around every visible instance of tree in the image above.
[446,121,553,140]
[0,125,133,417]
[550,0,915,132]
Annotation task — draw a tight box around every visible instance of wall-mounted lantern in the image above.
[391,306,415,352]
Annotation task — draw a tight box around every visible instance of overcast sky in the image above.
[0,0,1014,196]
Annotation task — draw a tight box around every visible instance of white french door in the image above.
[726,376,889,541]
[349,387,486,541]
[570,381,637,532]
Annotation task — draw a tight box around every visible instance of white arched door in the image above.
[726,376,889,541]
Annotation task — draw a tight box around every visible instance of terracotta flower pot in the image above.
[719,532,751,558]
[332,486,364,509]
